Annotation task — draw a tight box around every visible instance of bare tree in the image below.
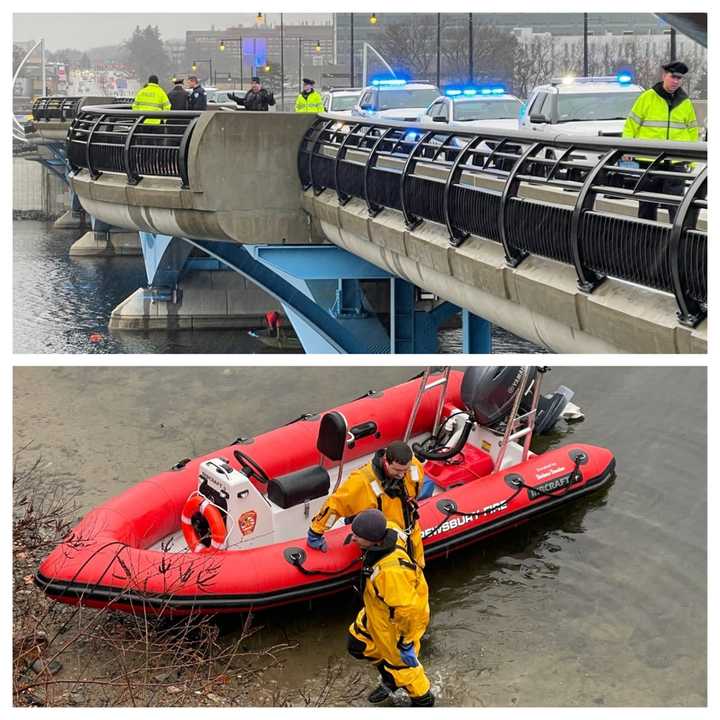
[513,35,555,99]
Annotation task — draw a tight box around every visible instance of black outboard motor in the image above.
[460,366,534,426]
[461,366,575,434]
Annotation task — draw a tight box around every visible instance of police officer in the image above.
[187,75,207,111]
[294,77,324,113]
[346,510,434,707]
[623,60,699,221]
[307,441,425,569]
[168,78,188,110]
[228,76,276,111]
[131,74,170,124]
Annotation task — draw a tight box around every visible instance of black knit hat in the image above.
[302,77,315,85]
[662,60,689,76]
[385,441,413,465]
[351,509,388,542]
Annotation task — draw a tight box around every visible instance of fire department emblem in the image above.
[238,511,257,536]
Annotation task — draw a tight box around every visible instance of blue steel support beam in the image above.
[138,232,193,288]
[184,239,373,354]
[462,309,492,353]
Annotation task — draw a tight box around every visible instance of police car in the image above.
[418,85,522,131]
[519,73,643,137]
[351,79,441,122]
[322,88,362,115]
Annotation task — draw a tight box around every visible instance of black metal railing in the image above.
[298,115,707,327]
[66,104,201,189]
[31,96,132,122]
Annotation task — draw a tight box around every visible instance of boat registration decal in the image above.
[481,440,492,452]
[238,510,257,535]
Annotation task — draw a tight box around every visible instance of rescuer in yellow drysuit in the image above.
[307,441,425,568]
[346,509,434,706]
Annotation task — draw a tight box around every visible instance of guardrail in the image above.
[66,104,201,189]
[298,115,707,327]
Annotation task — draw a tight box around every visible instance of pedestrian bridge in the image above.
[64,104,707,353]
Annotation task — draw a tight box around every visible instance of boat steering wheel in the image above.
[233,449,272,485]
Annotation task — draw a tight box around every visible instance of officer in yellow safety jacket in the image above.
[347,510,434,706]
[622,60,698,221]
[131,74,171,125]
[307,441,425,568]
[295,77,324,113]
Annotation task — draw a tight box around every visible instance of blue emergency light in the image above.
[616,71,633,85]
[444,84,506,98]
[371,78,407,87]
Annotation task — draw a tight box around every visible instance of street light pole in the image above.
[350,13,354,88]
[280,12,285,109]
[436,14,441,87]
[583,13,588,76]
[670,27,677,59]
[468,13,473,85]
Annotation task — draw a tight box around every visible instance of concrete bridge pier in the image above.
[108,232,281,331]
[69,217,141,257]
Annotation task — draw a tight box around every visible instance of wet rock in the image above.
[30,658,62,675]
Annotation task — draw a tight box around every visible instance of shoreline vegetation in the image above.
[12,447,368,707]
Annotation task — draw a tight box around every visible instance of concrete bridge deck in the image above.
[64,105,707,353]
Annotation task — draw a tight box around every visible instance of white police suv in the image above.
[322,88,363,115]
[519,73,643,138]
[418,85,522,131]
[351,79,441,122]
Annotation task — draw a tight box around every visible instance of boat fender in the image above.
[181,494,227,552]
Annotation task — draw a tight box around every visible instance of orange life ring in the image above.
[181,494,227,552]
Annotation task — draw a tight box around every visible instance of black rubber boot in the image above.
[410,690,435,707]
[368,684,391,704]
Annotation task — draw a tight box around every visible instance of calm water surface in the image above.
[13,367,706,706]
[14,221,540,354]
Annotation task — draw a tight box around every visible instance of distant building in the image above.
[185,24,334,87]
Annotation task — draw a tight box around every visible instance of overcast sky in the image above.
[13,13,332,51]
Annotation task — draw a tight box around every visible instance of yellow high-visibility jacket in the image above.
[295,89,324,113]
[132,83,171,125]
[623,84,698,143]
[310,453,425,567]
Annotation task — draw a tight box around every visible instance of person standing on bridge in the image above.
[131,74,170,124]
[168,78,188,111]
[622,60,699,222]
[346,509,434,707]
[294,78,324,113]
[228,76,276,111]
[187,76,207,111]
[306,441,426,569]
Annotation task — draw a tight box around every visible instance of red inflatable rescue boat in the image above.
[36,367,615,616]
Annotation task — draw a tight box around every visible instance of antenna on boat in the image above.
[403,367,452,443]
[494,366,547,470]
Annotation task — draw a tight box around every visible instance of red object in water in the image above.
[265,310,280,330]
[35,372,615,616]
[89,333,103,343]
